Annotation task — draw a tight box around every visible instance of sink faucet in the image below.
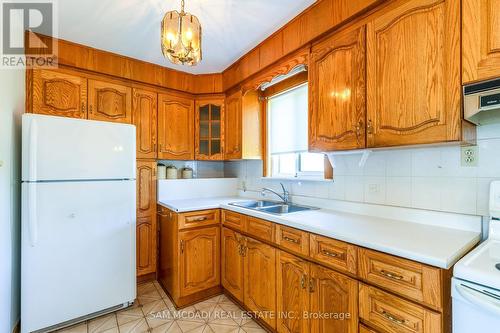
[261,183,290,204]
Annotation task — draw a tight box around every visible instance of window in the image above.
[267,83,325,179]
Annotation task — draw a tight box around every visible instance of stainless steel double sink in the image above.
[228,200,318,215]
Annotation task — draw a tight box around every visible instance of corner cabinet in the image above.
[195,98,225,160]
[309,25,366,151]
[366,0,463,147]
[136,161,157,277]
[88,79,132,123]
[31,69,88,118]
[157,93,195,160]
[463,0,500,83]
[133,88,157,159]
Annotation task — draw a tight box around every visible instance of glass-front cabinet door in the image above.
[195,98,225,160]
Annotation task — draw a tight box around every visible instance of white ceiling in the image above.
[57,0,316,74]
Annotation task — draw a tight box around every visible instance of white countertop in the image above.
[158,197,481,269]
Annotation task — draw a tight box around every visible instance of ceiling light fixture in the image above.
[161,0,202,66]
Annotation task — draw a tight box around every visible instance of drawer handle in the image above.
[321,249,342,258]
[283,236,299,244]
[193,216,207,221]
[309,278,315,293]
[381,311,406,325]
[380,270,404,281]
[180,240,184,253]
[301,274,306,289]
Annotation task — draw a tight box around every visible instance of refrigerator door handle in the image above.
[29,117,38,182]
[456,283,500,316]
[28,183,38,247]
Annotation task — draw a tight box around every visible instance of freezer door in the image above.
[21,180,136,333]
[22,114,136,181]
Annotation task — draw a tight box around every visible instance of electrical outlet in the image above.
[461,146,479,167]
[368,184,380,193]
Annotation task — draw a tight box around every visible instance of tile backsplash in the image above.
[225,124,500,217]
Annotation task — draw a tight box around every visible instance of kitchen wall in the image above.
[158,160,225,178]
[225,124,500,217]
[0,68,24,333]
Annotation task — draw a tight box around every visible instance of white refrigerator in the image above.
[21,114,137,333]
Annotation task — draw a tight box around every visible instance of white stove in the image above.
[452,181,500,333]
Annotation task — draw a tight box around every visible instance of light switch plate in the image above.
[461,146,479,167]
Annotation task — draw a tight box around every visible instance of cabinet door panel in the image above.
[244,237,277,329]
[463,0,500,83]
[224,90,242,160]
[276,251,309,333]
[32,69,87,118]
[88,79,132,123]
[137,216,156,276]
[195,99,225,160]
[133,88,157,159]
[158,93,194,160]
[137,161,157,218]
[179,227,220,297]
[310,264,358,333]
[366,0,461,147]
[309,26,366,151]
[221,228,244,302]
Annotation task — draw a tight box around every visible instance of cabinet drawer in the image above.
[359,284,442,333]
[360,324,378,333]
[222,210,245,231]
[276,225,309,256]
[358,248,442,309]
[310,234,357,275]
[245,216,275,242]
[178,209,220,230]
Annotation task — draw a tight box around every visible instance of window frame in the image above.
[262,73,333,180]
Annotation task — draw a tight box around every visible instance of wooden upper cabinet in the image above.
[221,228,245,302]
[309,25,367,151]
[158,93,195,160]
[195,98,225,160]
[224,90,243,160]
[133,88,157,159]
[366,0,461,147]
[244,237,277,330]
[88,79,132,123]
[136,161,157,218]
[179,226,220,297]
[309,264,358,333]
[463,0,500,83]
[32,69,87,118]
[276,251,310,333]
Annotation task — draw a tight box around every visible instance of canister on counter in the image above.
[157,164,167,179]
[166,165,178,179]
[181,167,193,179]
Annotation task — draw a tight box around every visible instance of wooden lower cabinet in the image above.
[179,227,220,297]
[221,228,245,302]
[158,207,221,307]
[310,264,358,333]
[136,216,156,276]
[276,251,358,333]
[276,251,310,333]
[244,237,277,330]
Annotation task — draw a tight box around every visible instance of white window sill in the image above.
[260,176,333,183]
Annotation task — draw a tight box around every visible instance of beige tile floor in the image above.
[54,280,266,333]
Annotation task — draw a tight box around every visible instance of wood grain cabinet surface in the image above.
[136,161,157,277]
[366,0,462,147]
[221,227,245,302]
[463,0,500,83]
[157,93,194,160]
[309,25,367,152]
[244,237,277,330]
[310,234,357,275]
[133,88,157,159]
[179,226,220,297]
[88,79,132,123]
[224,90,243,160]
[359,283,442,333]
[31,69,88,118]
[276,251,310,333]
